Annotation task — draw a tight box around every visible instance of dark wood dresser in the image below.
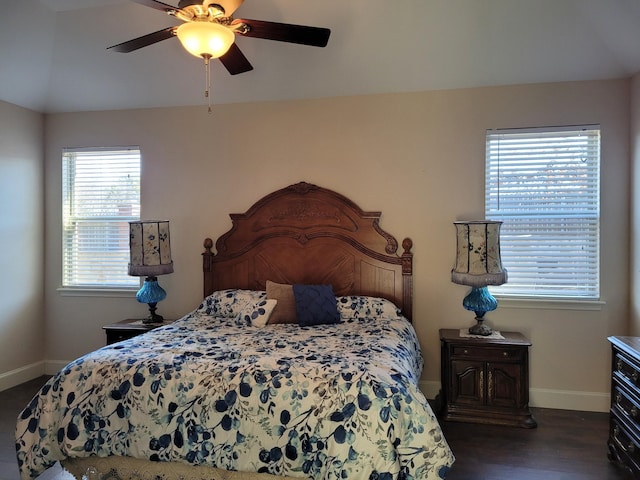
[608,336,640,476]
[439,328,537,428]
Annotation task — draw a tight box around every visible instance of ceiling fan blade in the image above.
[219,43,254,75]
[233,19,330,47]
[107,27,177,53]
[130,0,180,13]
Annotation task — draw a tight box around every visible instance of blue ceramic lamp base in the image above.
[136,276,167,324]
[462,286,498,336]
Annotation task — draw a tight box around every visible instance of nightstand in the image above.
[103,318,174,345]
[439,328,537,428]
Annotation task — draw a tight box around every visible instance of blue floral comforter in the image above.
[16,291,454,479]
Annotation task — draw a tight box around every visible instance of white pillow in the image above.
[238,299,278,327]
[336,295,401,319]
[197,289,266,318]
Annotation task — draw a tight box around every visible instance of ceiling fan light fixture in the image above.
[176,22,235,59]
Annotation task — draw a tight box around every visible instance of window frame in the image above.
[60,146,141,293]
[484,125,601,303]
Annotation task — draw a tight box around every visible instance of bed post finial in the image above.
[402,238,413,262]
[401,237,413,322]
[203,238,215,297]
[203,238,214,269]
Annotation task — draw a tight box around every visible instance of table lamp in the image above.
[128,220,174,323]
[451,220,507,336]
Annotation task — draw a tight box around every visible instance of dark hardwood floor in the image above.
[0,376,632,479]
[440,408,630,479]
[1,377,53,480]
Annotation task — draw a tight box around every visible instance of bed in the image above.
[16,182,454,480]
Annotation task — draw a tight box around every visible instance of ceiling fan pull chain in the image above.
[204,54,212,114]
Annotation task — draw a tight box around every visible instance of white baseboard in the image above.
[0,360,73,392]
[418,380,610,413]
[529,387,610,413]
[0,362,46,392]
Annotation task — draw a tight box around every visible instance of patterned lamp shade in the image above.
[451,221,507,287]
[128,220,174,277]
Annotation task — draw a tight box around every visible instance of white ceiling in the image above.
[2,0,640,113]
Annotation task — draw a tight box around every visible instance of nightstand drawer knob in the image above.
[503,351,509,357]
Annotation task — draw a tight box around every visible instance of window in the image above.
[62,147,141,288]
[485,126,600,299]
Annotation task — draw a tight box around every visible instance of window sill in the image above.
[57,287,138,298]
[495,296,605,311]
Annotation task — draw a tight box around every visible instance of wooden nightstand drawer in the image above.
[614,351,640,390]
[103,318,174,345]
[106,330,136,344]
[613,382,640,432]
[451,345,524,361]
[610,416,640,473]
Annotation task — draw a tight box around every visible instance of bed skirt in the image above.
[61,457,299,480]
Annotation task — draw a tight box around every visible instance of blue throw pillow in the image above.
[293,284,340,327]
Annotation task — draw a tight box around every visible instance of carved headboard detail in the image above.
[203,182,414,321]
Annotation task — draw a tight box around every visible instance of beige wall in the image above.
[41,78,629,411]
[0,101,45,390]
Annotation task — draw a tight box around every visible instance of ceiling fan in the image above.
[107,0,331,76]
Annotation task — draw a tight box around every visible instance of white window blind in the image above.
[485,126,600,298]
[62,147,141,288]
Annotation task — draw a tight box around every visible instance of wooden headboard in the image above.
[202,182,414,321]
